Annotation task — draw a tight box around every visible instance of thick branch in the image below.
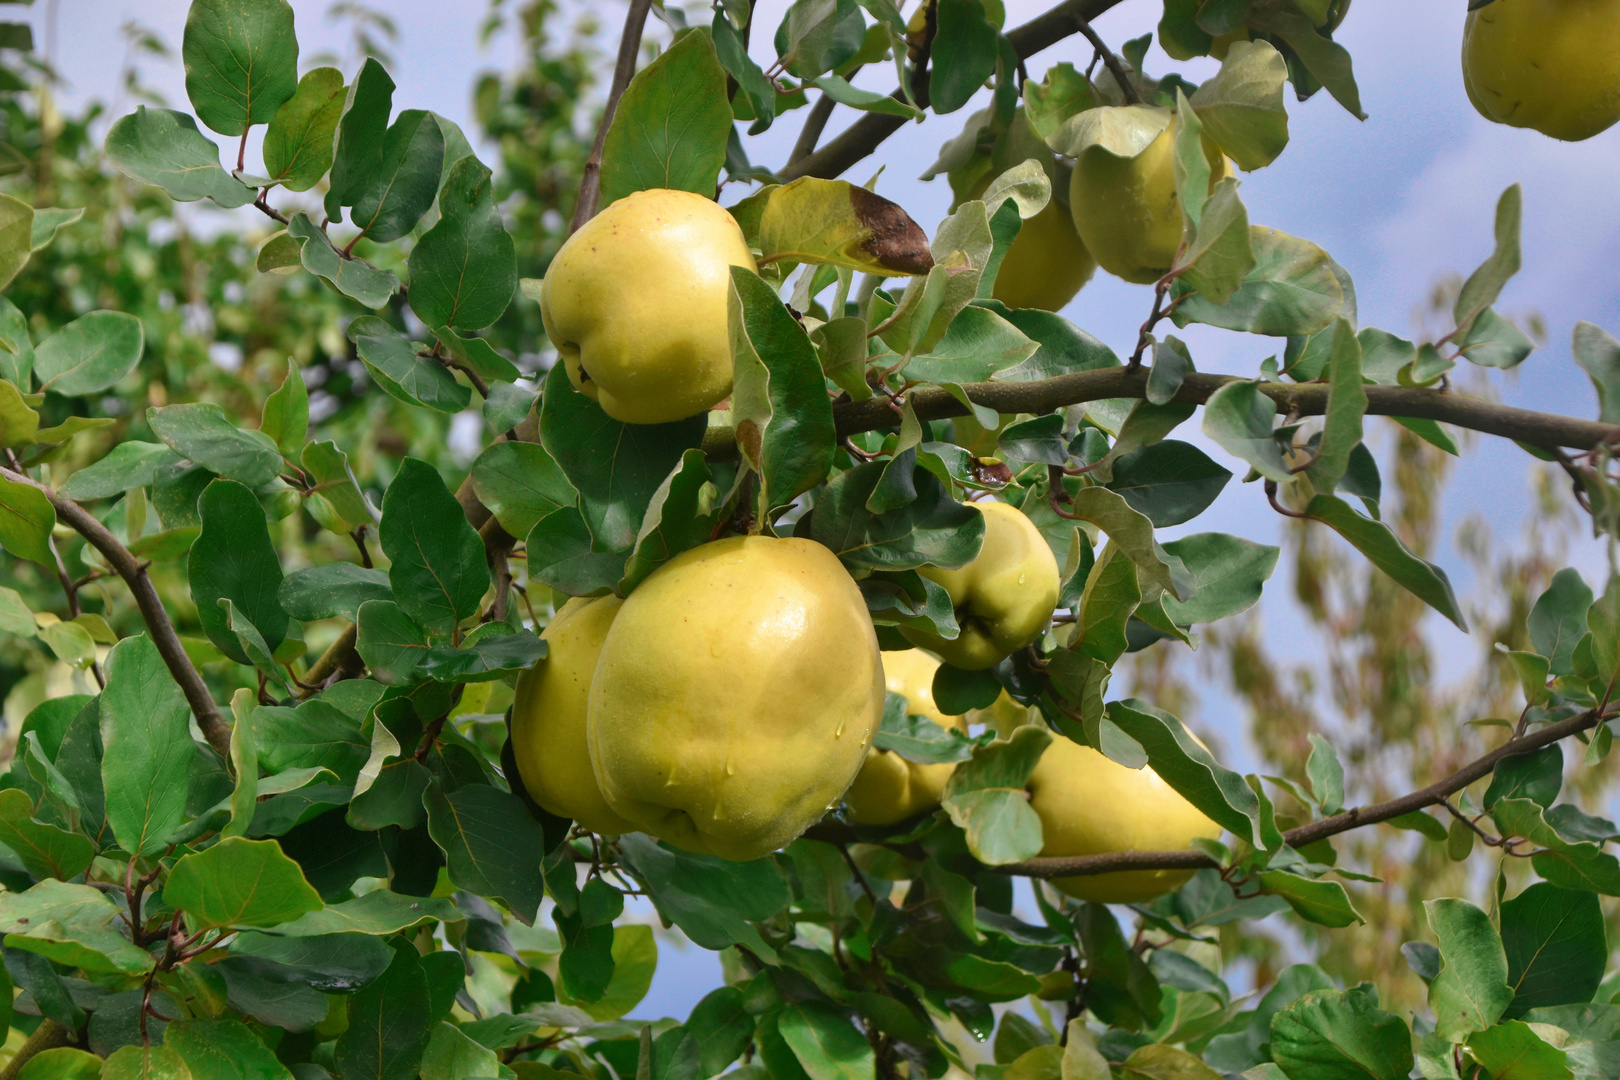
[571,0,655,231]
[1,468,231,757]
[782,0,1126,181]
[811,368,1620,451]
[999,707,1606,878]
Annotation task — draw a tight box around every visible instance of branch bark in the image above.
[570,0,655,232]
[781,0,1127,181]
[805,367,1619,451]
[997,706,1606,879]
[0,467,231,757]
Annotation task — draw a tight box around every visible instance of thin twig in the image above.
[570,0,655,232]
[789,91,841,166]
[1071,14,1140,104]
[1,466,230,756]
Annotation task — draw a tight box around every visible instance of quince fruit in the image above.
[1069,115,1230,285]
[900,501,1060,670]
[1028,733,1221,902]
[1463,0,1620,141]
[509,596,636,836]
[588,536,884,861]
[845,649,968,825]
[540,188,757,424]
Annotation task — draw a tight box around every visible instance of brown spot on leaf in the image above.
[736,419,764,469]
[849,186,934,276]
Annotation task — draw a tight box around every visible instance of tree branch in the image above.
[571,0,655,232]
[781,0,1127,181]
[0,467,231,756]
[807,368,1620,451]
[996,707,1607,879]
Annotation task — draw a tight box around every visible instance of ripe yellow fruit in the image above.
[1462,0,1620,141]
[845,649,967,825]
[539,188,758,424]
[989,195,1097,312]
[1069,120,1230,285]
[588,536,884,861]
[1028,734,1222,902]
[901,501,1060,670]
[509,596,636,836]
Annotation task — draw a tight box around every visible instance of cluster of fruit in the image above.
[521,195,1219,894]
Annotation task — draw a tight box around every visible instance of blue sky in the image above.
[36,0,1620,1022]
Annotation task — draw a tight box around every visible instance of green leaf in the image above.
[1054,486,1180,597]
[904,305,1038,384]
[148,402,283,488]
[349,323,469,414]
[424,782,548,924]
[1306,733,1345,815]
[30,207,84,253]
[577,924,658,1022]
[806,458,984,572]
[1460,307,1535,370]
[599,29,732,208]
[380,458,490,638]
[0,476,55,565]
[58,442,179,501]
[1147,336,1195,407]
[941,726,1051,865]
[1105,441,1232,527]
[1493,799,1620,894]
[1453,185,1522,341]
[1189,40,1291,170]
[0,880,154,975]
[873,693,977,764]
[1270,989,1413,1080]
[1426,897,1513,1040]
[409,154,517,331]
[100,635,194,857]
[263,66,345,191]
[1246,7,1365,120]
[525,507,628,598]
[929,0,998,115]
[0,192,31,293]
[0,787,94,880]
[713,10,776,131]
[617,833,789,954]
[189,479,287,665]
[1118,1044,1222,1080]
[1501,883,1607,1016]
[33,311,144,397]
[335,942,435,1080]
[1469,1020,1574,1080]
[355,599,431,684]
[1023,62,1099,142]
[101,1044,194,1080]
[182,0,298,138]
[0,297,33,387]
[1530,569,1592,676]
[1572,322,1620,425]
[729,267,836,516]
[433,326,520,385]
[1201,380,1290,481]
[326,58,393,219]
[538,363,709,552]
[483,380,537,437]
[283,211,399,307]
[165,1018,292,1080]
[1106,698,1263,846]
[259,360,307,457]
[1161,532,1280,625]
[259,65,341,191]
[166,836,323,930]
[349,109,444,244]
[0,583,31,636]
[105,107,256,207]
[1304,320,1365,494]
[555,875,621,1002]
[277,563,391,622]
[779,1000,876,1080]
[269,890,460,936]
[249,699,369,783]
[754,177,934,277]
[1077,902,1162,1028]
[1302,494,1467,630]
[37,619,95,670]
[810,73,920,118]
[421,1021,501,1080]
[1173,226,1343,337]
[0,378,38,449]
[1484,745,1562,810]
[1071,542,1140,666]
[1256,871,1362,927]
[618,449,721,594]
[15,1048,102,1080]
